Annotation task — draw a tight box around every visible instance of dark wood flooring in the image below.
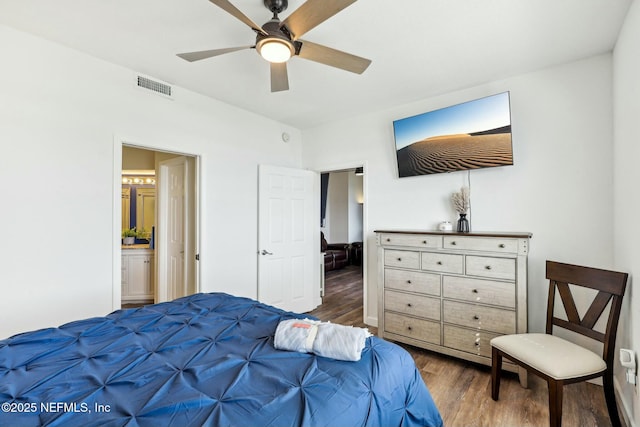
[308,265,621,427]
[121,302,150,309]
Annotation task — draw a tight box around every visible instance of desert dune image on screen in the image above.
[393,92,513,177]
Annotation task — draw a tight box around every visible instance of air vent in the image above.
[135,74,173,99]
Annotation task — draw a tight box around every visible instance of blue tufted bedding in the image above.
[0,293,443,427]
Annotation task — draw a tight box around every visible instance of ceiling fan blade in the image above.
[297,40,371,74]
[270,62,289,92]
[177,45,252,62]
[281,0,357,40]
[209,0,268,35]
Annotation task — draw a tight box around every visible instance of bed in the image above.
[0,293,443,427]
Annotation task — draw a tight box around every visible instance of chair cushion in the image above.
[490,333,606,380]
[328,249,348,262]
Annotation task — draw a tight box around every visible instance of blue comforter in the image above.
[0,293,442,427]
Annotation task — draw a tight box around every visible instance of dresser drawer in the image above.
[385,290,440,321]
[443,325,500,358]
[385,268,440,296]
[443,276,515,308]
[379,233,441,249]
[421,252,464,274]
[385,312,440,344]
[384,250,420,269]
[466,256,515,280]
[443,236,519,253]
[443,300,515,334]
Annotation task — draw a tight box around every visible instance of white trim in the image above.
[112,140,123,310]
[313,172,322,308]
[156,159,169,302]
[614,376,637,427]
[194,155,202,296]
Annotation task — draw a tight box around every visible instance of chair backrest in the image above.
[545,260,628,365]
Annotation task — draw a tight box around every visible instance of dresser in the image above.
[376,230,531,384]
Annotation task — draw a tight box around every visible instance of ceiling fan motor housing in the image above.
[264,0,288,14]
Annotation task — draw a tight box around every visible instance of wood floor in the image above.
[308,265,620,427]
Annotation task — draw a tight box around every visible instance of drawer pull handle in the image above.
[473,315,480,320]
[485,265,492,270]
[472,289,479,294]
[422,240,428,244]
[407,326,413,331]
[499,243,506,248]
[475,341,481,346]
[407,303,412,308]
[397,257,402,262]
[407,280,412,284]
[437,261,443,265]
[386,238,391,242]
[450,241,457,246]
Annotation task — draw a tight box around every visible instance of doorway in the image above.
[319,164,367,323]
[114,142,200,310]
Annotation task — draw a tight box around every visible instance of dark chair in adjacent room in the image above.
[490,260,628,427]
[350,242,363,266]
[321,232,350,272]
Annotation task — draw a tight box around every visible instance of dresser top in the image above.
[374,230,532,239]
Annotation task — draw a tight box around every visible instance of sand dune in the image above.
[397,132,513,177]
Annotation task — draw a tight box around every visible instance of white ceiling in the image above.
[0,0,632,129]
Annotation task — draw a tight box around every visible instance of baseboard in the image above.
[614,376,637,427]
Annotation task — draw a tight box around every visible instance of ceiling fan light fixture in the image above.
[257,38,293,63]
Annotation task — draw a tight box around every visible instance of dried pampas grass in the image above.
[451,186,470,213]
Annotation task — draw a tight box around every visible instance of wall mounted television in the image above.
[392,92,513,177]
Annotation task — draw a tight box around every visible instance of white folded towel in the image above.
[274,318,371,362]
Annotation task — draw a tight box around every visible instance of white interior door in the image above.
[258,165,320,313]
[157,156,189,302]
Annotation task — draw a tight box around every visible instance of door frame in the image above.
[315,160,370,325]
[112,137,201,310]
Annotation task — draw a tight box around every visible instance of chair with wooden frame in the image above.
[490,260,628,427]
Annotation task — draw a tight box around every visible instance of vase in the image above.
[457,213,469,233]
[123,236,135,245]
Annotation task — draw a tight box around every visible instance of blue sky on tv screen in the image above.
[393,92,511,150]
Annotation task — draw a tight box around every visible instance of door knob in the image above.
[260,249,273,255]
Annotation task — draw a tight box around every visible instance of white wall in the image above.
[323,171,364,244]
[302,54,614,333]
[348,173,364,243]
[325,171,349,243]
[0,25,302,339]
[613,0,640,424]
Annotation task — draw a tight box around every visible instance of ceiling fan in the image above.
[177,0,372,92]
